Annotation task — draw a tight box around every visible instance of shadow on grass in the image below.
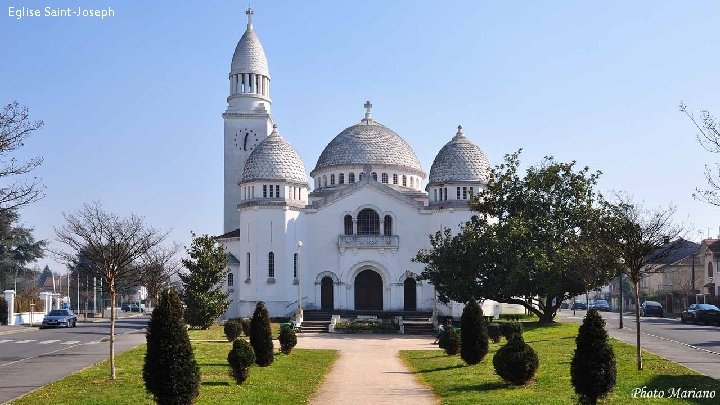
[448,381,507,392]
[198,363,229,367]
[639,374,720,404]
[415,363,466,373]
[201,381,231,386]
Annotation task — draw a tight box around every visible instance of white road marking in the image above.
[38,340,60,344]
[0,340,13,343]
[15,340,36,344]
[84,341,100,345]
[61,340,81,345]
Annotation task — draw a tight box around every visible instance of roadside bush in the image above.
[443,328,461,355]
[143,289,200,404]
[493,334,539,385]
[224,319,243,342]
[460,299,489,365]
[499,321,524,340]
[279,327,298,354]
[227,338,255,384]
[0,297,8,325]
[250,301,274,366]
[487,323,501,343]
[571,309,616,404]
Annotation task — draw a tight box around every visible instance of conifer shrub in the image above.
[443,328,461,355]
[224,319,243,342]
[227,338,255,384]
[250,301,274,366]
[239,318,251,336]
[499,321,524,340]
[571,309,617,404]
[143,289,200,404]
[460,299,489,365]
[493,333,539,385]
[0,297,8,325]
[278,326,298,354]
[487,323,501,343]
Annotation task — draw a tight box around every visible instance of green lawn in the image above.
[11,342,337,405]
[401,322,720,405]
[188,323,282,340]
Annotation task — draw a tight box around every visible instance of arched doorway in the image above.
[321,276,334,310]
[354,269,383,310]
[404,278,417,311]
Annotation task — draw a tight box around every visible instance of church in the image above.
[218,9,506,320]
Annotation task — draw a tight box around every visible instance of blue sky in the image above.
[2,0,719,273]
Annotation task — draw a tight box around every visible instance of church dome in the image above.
[428,126,490,185]
[242,125,308,184]
[312,102,424,176]
[230,9,270,77]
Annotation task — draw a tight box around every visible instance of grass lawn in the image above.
[11,342,337,405]
[188,323,282,341]
[401,322,720,404]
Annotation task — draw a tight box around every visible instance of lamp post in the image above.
[296,240,303,324]
[618,258,625,329]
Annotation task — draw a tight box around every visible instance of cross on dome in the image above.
[246,6,254,29]
[364,100,373,121]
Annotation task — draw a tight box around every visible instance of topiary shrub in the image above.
[493,334,539,385]
[224,319,243,342]
[227,338,255,384]
[487,323,501,344]
[443,328,461,355]
[571,309,616,404]
[143,289,200,404]
[460,299,489,365]
[278,327,298,354]
[499,321,524,340]
[239,318,251,336]
[0,297,8,325]
[249,301,274,366]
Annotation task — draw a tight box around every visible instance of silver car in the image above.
[40,309,78,329]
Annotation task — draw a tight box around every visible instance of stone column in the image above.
[3,290,15,325]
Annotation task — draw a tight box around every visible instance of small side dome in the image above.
[230,8,270,77]
[242,125,308,184]
[428,126,490,185]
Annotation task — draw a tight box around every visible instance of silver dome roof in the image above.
[312,103,424,176]
[428,126,490,185]
[242,125,308,184]
[230,10,270,77]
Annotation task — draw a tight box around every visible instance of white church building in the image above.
[218,9,509,319]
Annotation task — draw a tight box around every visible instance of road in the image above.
[0,315,148,404]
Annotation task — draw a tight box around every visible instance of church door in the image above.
[404,278,417,311]
[354,269,383,310]
[321,276,334,310]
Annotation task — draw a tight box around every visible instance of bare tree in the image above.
[679,102,720,206]
[140,244,181,310]
[0,102,45,211]
[54,201,167,379]
[610,195,685,370]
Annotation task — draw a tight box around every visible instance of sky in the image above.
[1,0,719,274]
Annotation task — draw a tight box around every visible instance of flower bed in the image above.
[334,320,399,333]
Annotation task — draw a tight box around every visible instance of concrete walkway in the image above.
[297,334,439,405]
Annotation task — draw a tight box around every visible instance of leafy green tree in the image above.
[250,301,274,366]
[0,209,45,291]
[416,151,621,323]
[143,289,200,404]
[228,339,255,384]
[571,309,616,404]
[180,233,229,329]
[460,299,488,365]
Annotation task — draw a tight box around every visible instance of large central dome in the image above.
[312,103,424,177]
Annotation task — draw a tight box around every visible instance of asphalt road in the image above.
[0,315,148,404]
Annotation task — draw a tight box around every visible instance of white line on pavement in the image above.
[38,340,60,344]
[0,339,13,343]
[61,340,81,345]
[15,340,36,344]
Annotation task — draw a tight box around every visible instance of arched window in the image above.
[293,253,298,278]
[357,209,380,235]
[383,215,392,236]
[228,272,234,287]
[323,176,327,187]
[246,253,251,279]
[268,252,275,278]
[392,174,398,184]
[344,215,353,235]
[339,173,345,184]
[402,175,407,187]
[349,173,355,183]
[371,172,377,181]
[709,262,714,278]
[381,173,388,184]
[330,174,336,185]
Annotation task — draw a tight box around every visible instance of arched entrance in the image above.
[354,269,383,310]
[404,278,417,311]
[321,276,334,310]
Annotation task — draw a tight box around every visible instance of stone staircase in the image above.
[300,310,332,333]
[402,313,435,335]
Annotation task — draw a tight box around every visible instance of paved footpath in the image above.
[297,334,439,405]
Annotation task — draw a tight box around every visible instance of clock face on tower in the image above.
[233,128,260,152]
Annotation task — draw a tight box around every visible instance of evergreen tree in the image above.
[460,299,489,365]
[443,328,461,355]
[180,233,229,329]
[279,327,297,354]
[571,309,617,404]
[493,334,539,385]
[250,301,274,366]
[143,289,200,405]
[0,209,45,291]
[228,339,255,384]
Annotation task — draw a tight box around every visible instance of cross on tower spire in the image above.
[246,6,254,29]
[364,100,373,121]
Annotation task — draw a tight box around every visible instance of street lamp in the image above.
[618,258,625,329]
[296,240,303,324]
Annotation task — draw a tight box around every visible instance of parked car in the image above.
[591,299,611,312]
[571,302,587,310]
[640,301,664,317]
[680,304,720,325]
[40,309,77,329]
[121,303,131,312]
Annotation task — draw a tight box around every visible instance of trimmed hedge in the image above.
[279,327,298,354]
[460,299,489,365]
[443,328,461,355]
[227,339,255,384]
[571,309,617,404]
[493,334,539,385]
[499,321,524,340]
[223,319,243,342]
[250,302,274,367]
[487,323,501,344]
